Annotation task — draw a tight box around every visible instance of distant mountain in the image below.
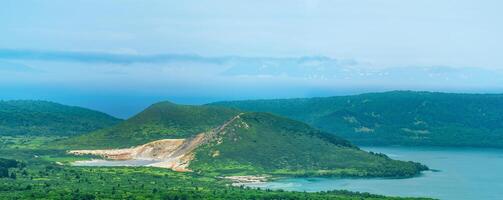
[62,101,426,177]
[0,100,121,136]
[210,91,503,148]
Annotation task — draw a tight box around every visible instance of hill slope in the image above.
[65,102,426,177]
[210,91,503,147]
[60,101,241,148]
[0,100,121,136]
[190,112,426,177]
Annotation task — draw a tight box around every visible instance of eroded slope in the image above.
[69,114,243,171]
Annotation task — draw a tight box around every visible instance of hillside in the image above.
[60,101,241,148]
[64,102,427,177]
[210,91,503,147]
[189,112,426,177]
[0,100,121,136]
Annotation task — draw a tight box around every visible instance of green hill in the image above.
[0,100,121,136]
[62,101,426,178]
[191,112,426,177]
[210,91,503,147]
[59,101,241,148]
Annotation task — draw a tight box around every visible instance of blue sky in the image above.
[1,0,503,118]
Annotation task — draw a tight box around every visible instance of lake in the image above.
[243,147,503,200]
[72,159,159,167]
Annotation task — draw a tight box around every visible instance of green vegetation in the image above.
[0,100,433,199]
[0,100,122,136]
[191,112,427,178]
[0,147,432,200]
[58,101,240,149]
[0,136,66,149]
[61,102,427,178]
[0,158,21,178]
[211,91,503,147]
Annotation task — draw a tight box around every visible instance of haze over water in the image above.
[2,1,503,118]
[245,147,503,200]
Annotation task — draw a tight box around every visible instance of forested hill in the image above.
[61,101,427,177]
[210,91,503,147]
[190,112,427,177]
[0,100,122,136]
[59,101,242,148]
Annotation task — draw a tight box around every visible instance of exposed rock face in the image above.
[68,114,243,172]
[69,139,185,160]
[69,137,199,171]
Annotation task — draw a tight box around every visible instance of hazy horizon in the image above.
[2,0,503,117]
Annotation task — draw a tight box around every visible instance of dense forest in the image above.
[0,100,122,136]
[211,91,503,147]
[0,158,21,178]
[0,148,431,200]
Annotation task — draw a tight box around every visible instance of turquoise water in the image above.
[244,147,503,200]
[72,159,158,167]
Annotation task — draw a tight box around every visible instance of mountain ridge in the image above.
[210,90,503,147]
[0,100,122,136]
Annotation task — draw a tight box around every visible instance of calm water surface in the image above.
[244,147,503,200]
[72,159,158,167]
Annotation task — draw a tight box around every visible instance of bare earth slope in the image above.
[69,114,243,172]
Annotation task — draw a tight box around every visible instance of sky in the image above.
[1,0,503,118]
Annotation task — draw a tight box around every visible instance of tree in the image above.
[0,168,8,178]
[9,172,16,179]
